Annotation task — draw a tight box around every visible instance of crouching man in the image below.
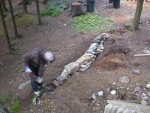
[23,48,54,102]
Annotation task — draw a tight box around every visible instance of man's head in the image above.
[44,51,55,63]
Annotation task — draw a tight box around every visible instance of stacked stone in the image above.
[53,33,110,87]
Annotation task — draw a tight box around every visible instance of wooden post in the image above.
[70,2,84,17]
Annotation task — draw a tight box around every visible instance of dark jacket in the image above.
[23,48,48,77]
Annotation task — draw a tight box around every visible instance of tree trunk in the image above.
[0,1,13,53]
[35,0,42,26]
[71,1,84,17]
[132,0,144,31]
[8,0,22,38]
[1,0,7,12]
[23,0,28,13]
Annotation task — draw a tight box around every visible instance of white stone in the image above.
[146,83,150,89]
[111,90,117,95]
[64,62,80,74]
[98,91,104,97]
[132,69,141,75]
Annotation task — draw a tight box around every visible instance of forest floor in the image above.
[0,0,150,113]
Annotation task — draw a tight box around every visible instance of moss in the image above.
[72,14,112,32]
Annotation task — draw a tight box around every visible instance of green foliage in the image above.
[0,95,10,105]
[40,0,68,16]
[72,14,112,32]
[8,97,22,113]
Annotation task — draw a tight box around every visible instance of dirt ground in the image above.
[0,0,150,113]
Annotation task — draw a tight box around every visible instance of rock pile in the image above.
[52,33,110,87]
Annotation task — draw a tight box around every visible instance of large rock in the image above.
[64,62,80,75]
[18,80,31,90]
[76,53,94,64]
[92,33,109,44]
[86,43,98,55]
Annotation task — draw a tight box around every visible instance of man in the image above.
[23,48,55,97]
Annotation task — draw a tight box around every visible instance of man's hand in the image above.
[25,66,32,73]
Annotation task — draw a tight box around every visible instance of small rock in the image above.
[146,83,150,89]
[134,85,142,93]
[52,80,59,87]
[90,93,97,103]
[119,76,130,84]
[98,91,104,97]
[132,69,141,75]
[141,93,149,101]
[57,74,67,84]
[111,90,117,95]
[18,80,31,90]
[64,62,80,74]
[141,99,147,105]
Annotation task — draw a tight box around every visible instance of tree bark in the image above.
[132,0,144,31]
[23,0,28,13]
[71,2,84,17]
[0,1,13,53]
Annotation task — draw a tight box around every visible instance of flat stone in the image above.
[64,62,80,74]
[132,69,141,75]
[52,80,59,87]
[76,54,94,64]
[119,76,130,84]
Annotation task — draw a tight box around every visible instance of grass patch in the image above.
[0,95,22,113]
[40,0,67,17]
[72,14,112,32]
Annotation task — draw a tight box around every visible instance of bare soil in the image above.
[0,0,150,113]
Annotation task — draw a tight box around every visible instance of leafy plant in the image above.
[72,14,112,32]
[8,97,22,113]
[40,0,68,16]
